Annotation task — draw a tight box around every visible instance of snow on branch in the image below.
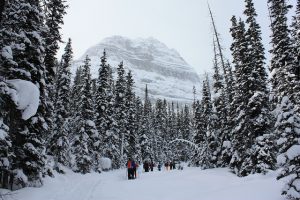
[169,138,202,153]
[7,79,40,120]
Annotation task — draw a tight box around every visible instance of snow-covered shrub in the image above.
[100,157,112,171]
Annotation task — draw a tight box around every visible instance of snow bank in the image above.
[7,79,40,120]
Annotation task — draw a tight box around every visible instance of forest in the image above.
[0,0,300,199]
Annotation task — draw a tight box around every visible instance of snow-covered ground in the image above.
[1,167,285,200]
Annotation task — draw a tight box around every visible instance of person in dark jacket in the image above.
[158,162,162,171]
[150,161,154,171]
[172,161,176,170]
[132,160,136,179]
[143,161,149,172]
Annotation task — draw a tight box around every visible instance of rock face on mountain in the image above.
[72,36,201,103]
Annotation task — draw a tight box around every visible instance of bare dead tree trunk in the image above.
[207,3,229,86]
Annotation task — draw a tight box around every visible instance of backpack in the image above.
[127,161,132,168]
[131,161,136,168]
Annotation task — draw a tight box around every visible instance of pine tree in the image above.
[125,71,139,160]
[269,0,300,199]
[69,66,83,152]
[181,104,192,161]
[291,0,300,108]
[44,0,67,88]
[153,99,167,162]
[73,56,97,174]
[50,38,73,173]
[0,0,47,188]
[200,79,215,169]
[114,61,127,168]
[134,97,143,163]
[43,0,68,143]
[0,83,12,189]
[268,0,295,104]
[229,17,252,176]
[95,51,117,168]
[211,38,229,167]
[276,96,300,199]
[243,0,276,174]
[140,85,153,162]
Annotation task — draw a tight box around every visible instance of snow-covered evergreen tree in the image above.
[134,97,143,163]
[242,0,276,174]
[0,0,47,189]
[73,56,97,174]
[291,0,300,108]
[95,51,117,169]
[0,83,12,189]
[43,0,68,141]
[153,99,168,162]
[139,85,153,162]
[44,0,67,87]
[114,61,127,167]
[268,0,300,198]
[229,17,252,176]
[50,38,72,173]
[125,71,140,161]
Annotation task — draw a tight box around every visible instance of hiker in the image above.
[150,161,154,171]
[144,161,149,172]
[127,159,133,179]
[132,160,137,179]
[170,161,173,170]
[172,161,176,170]
[158,162,162,171]
[165,161,170,170]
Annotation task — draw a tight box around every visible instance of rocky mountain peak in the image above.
[72,36,201,103]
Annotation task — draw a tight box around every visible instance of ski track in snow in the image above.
[2,167,285,200]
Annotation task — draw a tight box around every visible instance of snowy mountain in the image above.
[72,36,201,103]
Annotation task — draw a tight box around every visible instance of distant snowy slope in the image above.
[72,36,202,103]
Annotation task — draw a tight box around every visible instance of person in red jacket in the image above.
[127,159,133,179]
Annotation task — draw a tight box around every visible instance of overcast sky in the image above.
[59,0,296,75]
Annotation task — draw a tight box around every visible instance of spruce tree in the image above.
[50,38,73,173]
[95,51,117,168]
[140,85,152,162]
[0,83,12,189]
[269,0,300,198]
[229,17,252,176]
[44,0,67,88]
[181,104,192,161]
[73,56,97,174]
[291,0,300,108]
[243,0,276,174]
[114,61,127,167]
[200,79,214,169]
[134,97,143,163]
[69,66,83,150]
[125,71,139,160]
[0,0,47,188]
[43,0,68,142]
[153,99,167,162]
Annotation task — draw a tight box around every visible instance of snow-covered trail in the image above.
[2,167,285,200]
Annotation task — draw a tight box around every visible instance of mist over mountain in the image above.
[72,36,202,103]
